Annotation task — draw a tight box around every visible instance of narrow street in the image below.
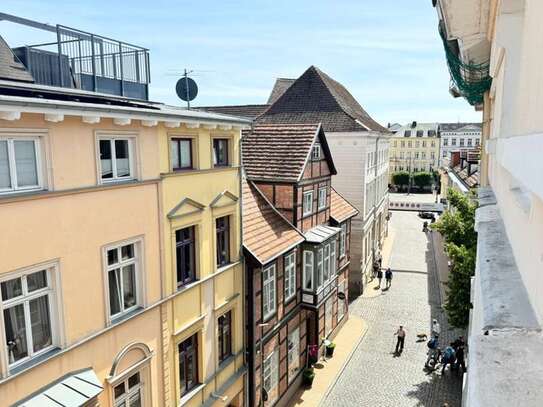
[322,210,463,407]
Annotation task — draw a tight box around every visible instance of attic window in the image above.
[428,130,436,137]
[416,130,424,137]
[312,144,321,160]
[404,130,411,137]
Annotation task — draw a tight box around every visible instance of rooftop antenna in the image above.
[175,69,198,109]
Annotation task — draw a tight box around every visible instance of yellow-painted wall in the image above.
[158,124,245,406]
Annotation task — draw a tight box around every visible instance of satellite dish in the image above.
[176,77,198,102]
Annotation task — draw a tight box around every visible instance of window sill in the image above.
[109,306,144,326]
[179,383,205,406]
[7,347,61,377]
[218,353,235,368]
[216,261,239,274]
[0,187,46,200]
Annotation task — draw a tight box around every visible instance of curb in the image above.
[318,319,370,406]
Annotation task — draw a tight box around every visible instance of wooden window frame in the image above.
[175,226,197,288]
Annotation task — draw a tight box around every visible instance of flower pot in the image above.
[302,368,315,387]
[326,343,336,357]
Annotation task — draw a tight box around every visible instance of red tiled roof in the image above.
[330,187,359,223]
[242,180,304,264]
[242,123,328,182]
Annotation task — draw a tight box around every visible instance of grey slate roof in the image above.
[0,35,34,83]
[267,78,295,104]
[440,122,482,131]
[258,66,389,133]
[196,104,268,120]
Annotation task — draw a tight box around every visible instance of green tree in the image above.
[391,171,410,187]
[431,188,478,328]
[412,172,433,189]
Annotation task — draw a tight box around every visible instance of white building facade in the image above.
[439,123,482,160]
[435,0,543,406]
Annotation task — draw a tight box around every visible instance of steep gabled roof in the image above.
[242,180,304,264]
[242,123,336,182]
[330,187,359,223]
[259,66,388,133]
[196,104,268,120]
[267,78,295,104]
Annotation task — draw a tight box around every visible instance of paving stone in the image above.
[321,211,463,407]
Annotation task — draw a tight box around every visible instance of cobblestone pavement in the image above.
[322,211,463,407]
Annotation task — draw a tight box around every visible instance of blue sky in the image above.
[2,0,481,125]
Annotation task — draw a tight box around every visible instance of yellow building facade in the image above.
[0,95,248,406]
[389,122,440,178]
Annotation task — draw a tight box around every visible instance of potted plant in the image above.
[326,342,336,357]
[302,367,315,387]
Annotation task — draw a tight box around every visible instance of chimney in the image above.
[411,121,417,128]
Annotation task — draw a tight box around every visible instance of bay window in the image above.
[330,240,337,276]
[323,245,330,281]
[262,264,276,320]
[303,251,313,290]
[339,224,346,258]
[1,268,56,367]
[0,137,42,193]
[317,248,323,287]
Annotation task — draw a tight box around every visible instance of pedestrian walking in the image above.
[431,319,441,338]
[455,343,466,372]
[385,268,392,288]
[377,268,383,288]
[394,326,406,354]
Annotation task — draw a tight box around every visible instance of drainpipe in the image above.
[239,126,248,407]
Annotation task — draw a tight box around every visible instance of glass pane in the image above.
[109,269,122,315]
[170,140,180,169]
[1,277,23,301]
[0,140,11,189]
[179,356,186,393]
[128,372,140,388]
[129,391,141,407]
[100,140,113,179]
[114,382,126,398]
[115,140,130,177]
[121,244,134,260]
[14,140,38,187]
[4,304,28,363]
[122,264,137,309]
[180,140,191,168]
[29,295,52,353]
[108,248,119,265]
[27,270,47,292]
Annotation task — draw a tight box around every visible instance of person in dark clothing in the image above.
[395,326,406,354]
[377,268,383,288]
[455,345,466,372]
[385,268,393,288]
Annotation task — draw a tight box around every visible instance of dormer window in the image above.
[404,130,411,137]
[312,144,321,160]
[416,130,424,137]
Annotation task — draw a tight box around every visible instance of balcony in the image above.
[1,13,150,100]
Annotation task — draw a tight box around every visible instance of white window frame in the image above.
[302,191,313,217]
[318,187,327,210]
[262,264,276,320]
[317,248,324,289]
[0,262,62,371]
[262,350,279,405]
[0,136,43,194]
[323,244,330,282]
[287,327,300,383]
[330,240,337,277]
[303,251,314,291]
[97,136,136,183]
[113,370,144,407]
[284,252,296,302]
[339,224,347,258]
[312,144,321,160]
[103,238,144,323]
